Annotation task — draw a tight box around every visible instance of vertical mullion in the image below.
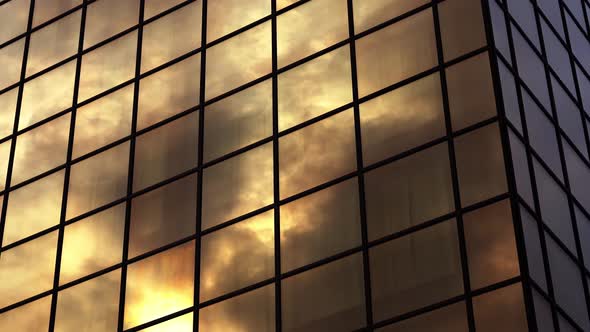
[193,0,207,330]
[430,2,475,331]
[346,0,373,329]
[271,1,282,331]
[117,1,144,331]
[48,0,87,330]
[0,0,34,251]
[480,0,538,329]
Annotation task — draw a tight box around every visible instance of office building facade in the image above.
[0,0,589,331]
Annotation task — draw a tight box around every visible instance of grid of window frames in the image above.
[0,0,531,331]
[490,0,590,330]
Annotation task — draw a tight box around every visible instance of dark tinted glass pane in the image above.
[360,73,445,164]
[84,0,139,48]
[473,283,528,332]
[370,220,464,321]
[356,9,437,97]
[141,1,202,72]
[278,46,352,131]
[129,174,197,257]
[455,123,507,206]
[365,143,455,240]
[277,0,348,67]
[464,200,520,289]
[133,113,198,191]
[12,114,70,185]
[205,22,271,100]
[4,171,64,245]
[67,142,129,219]
[204,80,272,162]
[377,302,468,332]
[279,110,356,198]
[446,53,497,130]
[27,11,80,76]
[60,204,125,284]
[200,210,274,301]
[0,296,51,331]
[281,179,362,271]
[199,285,275,332]
[202,143,273,230]
[124,242,195,329]
[0,232,58,308]
[54,270,120,332]
[438,0,486,60]
[282,254,366,332]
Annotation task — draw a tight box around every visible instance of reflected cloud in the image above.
[0,1,513,331]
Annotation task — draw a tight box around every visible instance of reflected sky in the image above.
[0,1,521,331]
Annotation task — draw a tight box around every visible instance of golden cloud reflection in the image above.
[0,1,512,330]
[124,241,194,330]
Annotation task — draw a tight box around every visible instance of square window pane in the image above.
[282,254,366,332]
[365,143,455,240]
[455,123,507,206]
[0,0,30,44]
[55,270,120,332]
[0,296,51,331]
[200,210,274,301]
[33,0,80,27]
[370,220,464,321]
[207,0,270,42]
[377,302,468,332]
[84,0,139,48]
[0,231,58,308]
[447,53,497,130]
[206,22,272,100]
[129,174,197,257]
[138,54,200,130]
[199,285,275,332]
[79,31,137,102]
[353,0,429,33]
[0,88,18,139]
[141,1,202,73]
[20,61,76,129]
[281,179,362,271]
[360,73,445,164]
[67,142,129,219]
[4,171,64,246]
[73,85,133,158]
[144,0,186,19]
[356,9,437,97]
[278,46,352,131]
[60,204,125,284]
[124,241,195,329]
[473,283,528,332]
[27,11,81,76]
[277,0,348,67]
[0,38,25,90]
[12,114,70,185]
[202,143,273,229]
[133,112,198,191]
[464,200,520,289]
[204,79,272,162]
[279,110,356,198]
[439,0,486,60]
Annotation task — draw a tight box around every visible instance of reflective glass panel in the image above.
[279,110,356,198]
[202,143,273,229]
[200,210,274,301]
